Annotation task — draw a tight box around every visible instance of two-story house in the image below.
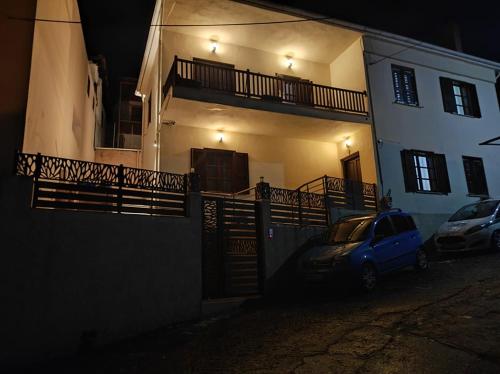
[136,0,500,239]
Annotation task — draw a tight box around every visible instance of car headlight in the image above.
[465,222,491,235]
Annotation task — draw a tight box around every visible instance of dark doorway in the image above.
[191,148,249,193]
[342,152,362,182]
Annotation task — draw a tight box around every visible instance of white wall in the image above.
[23,0,96,162]
[365,35,500,237]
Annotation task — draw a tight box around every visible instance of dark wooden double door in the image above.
[191,148,249,194]
[342,153,365,209]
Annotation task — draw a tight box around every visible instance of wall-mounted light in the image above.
[217,131,224,143]
[209,39,218,53]
[344,136,352,150]
[286,55,294,69]
[153,140,159,148]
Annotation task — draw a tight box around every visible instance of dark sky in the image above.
[78,0,500,111]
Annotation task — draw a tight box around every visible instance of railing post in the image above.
[173,55,178,82]
[32,152,42,208]
[246,69,251,97]
[255,178,271,295]
[298,189,302,226]
[117,164,124,213]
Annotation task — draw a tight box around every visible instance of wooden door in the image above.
[343,153,362,182]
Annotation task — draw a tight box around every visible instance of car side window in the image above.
[496,206,500,220]
[391,215,416,233]
[374,217,395,240]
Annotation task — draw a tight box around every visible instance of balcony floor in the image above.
[167,85,371,125]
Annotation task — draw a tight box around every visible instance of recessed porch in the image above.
[159,97,377,191]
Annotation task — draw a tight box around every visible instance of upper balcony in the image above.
[162,57,370,123]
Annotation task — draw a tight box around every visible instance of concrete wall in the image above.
[365,35,500,239]
[0,0,37,176]
[23,0,96,162]
[330,38,367,93]
[160,31,333,89]
[0,177,202,367]
[160,125,343,189]
[336,125,378,184]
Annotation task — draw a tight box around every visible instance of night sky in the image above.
[78,0,500,116]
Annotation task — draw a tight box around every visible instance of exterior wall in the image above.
[90,63,105,148]
[330,38,367,93]
[0,176,202,367]
[0,0,37,176]
[142,52,160,171]
[95,148,141,168]
[161,31,333,88]
[160,125,344,189]
[365,35,500,239]
[23,0,96,162]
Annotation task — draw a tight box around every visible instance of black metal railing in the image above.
[16,152,193,217]
[164,56,369,116]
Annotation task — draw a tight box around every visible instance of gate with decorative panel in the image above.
[201,195,261,298]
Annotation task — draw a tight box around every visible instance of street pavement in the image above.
[36,250,500,373]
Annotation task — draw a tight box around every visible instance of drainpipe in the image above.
[155,0,164,171]
[361,36,385,197]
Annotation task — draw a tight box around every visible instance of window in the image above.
[401,150,451,194]
[439,77,481,117]
[191,148,249,193]
[392,65,419,106]
[374,217,395,240]
[391,215,417,233]
[462,156,488,196]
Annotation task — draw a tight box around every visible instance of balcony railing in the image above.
[164,56,368,116]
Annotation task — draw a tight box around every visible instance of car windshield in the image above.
[328,218,373,243]
[449,201,499,222]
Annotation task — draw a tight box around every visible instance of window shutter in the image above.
[191,148,207,191]
[433,153,451,193]
[469,84,481,118]
[400,150,418,192]
[439,77,456,113]
[232,152,249,193]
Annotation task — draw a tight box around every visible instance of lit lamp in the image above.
[217,131,224,143]
[209,39,218,53]
[344,136,352,150]
[286,55,294,69]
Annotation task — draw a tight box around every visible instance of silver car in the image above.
[435,200,500,253]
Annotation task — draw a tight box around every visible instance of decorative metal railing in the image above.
[16,152,191,217]
[325,176,378,211]
[164,56,369,116]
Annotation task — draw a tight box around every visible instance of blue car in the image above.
[298,209,428,291]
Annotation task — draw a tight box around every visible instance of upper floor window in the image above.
[439,77,481,117]
[401,150,451,194]
[462,156,488,196]
[392,65,419,106]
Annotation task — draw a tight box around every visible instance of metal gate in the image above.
[202,196,261,298]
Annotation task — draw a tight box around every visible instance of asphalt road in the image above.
[36,250,500,373]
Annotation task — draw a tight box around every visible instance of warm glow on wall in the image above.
[216,131,224,143]
[209,38,218,53]
[285,55,294,69]
[344,136,352,149]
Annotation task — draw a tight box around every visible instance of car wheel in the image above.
[415,249,429,271]
[360,263,377,292]
[491,231,500,252]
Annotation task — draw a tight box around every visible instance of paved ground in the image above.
[37,250,500,373]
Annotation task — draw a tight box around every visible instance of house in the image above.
[136,0,500,239]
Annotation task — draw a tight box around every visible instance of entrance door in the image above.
[191,148,249,193]
[342,152,362,182]
[342,152,363,209]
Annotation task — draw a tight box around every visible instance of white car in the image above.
[435,200,500,253]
